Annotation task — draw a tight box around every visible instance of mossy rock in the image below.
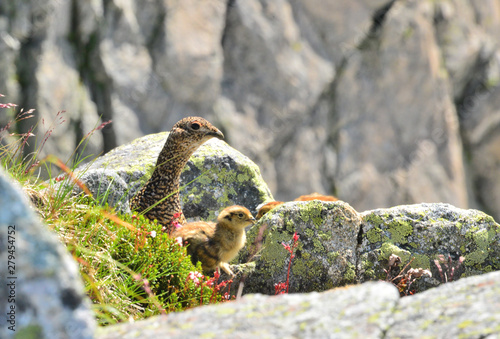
[239,200,361,294]
[67,132,273,220]
[359,203,500,292]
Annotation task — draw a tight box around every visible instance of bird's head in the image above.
[171,117,224,146]
[218,205,256,229]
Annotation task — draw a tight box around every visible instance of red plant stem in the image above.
[285,233,299,293]
[285,256,293,294]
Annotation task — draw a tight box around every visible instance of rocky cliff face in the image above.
[1,0,500,219]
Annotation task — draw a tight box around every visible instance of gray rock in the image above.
[238,201,499,295]
[387,270,500,338]
[333,0,467,212]
[239,201,361,294]
[67,132,273,220]
[0,169,95,339]
[97,281,399,339]
[95,271,500,339]
[358,203,500,293]
[460,80,500,222]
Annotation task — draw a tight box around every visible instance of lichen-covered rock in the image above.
[96,281,399,339]
[358,203,500,292]
[0,169,95,339]
[67,132,273,220]
[239,200,361,294]
[96,271,500,339]
[387,270,500,338]
[179,137,273,221]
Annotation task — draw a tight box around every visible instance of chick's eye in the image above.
[238,213,244,218]
[190,122,200,130]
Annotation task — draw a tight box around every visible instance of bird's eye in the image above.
[190,122,200,130]
[238,213,244,218]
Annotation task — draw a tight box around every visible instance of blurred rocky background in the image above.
[1,0,500,219]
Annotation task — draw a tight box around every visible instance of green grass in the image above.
[0,100,233,326]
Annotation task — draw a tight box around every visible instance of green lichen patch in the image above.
[366,227,383,243]
[298,201,325,227]
[386,220,413,244]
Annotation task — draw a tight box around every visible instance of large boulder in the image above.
[239,201,500,295]
[358,203,500,292]
[239,200,360,294]
[66,132,273,220]
[96,270,500,339]
[0,169,95,339]
[386,270,500,338]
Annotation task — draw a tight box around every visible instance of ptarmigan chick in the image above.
[173,205,255,277]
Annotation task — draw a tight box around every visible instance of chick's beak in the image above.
[248,216,256,224]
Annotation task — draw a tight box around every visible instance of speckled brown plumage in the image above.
[172,205,255,276]
[130,117,224,232]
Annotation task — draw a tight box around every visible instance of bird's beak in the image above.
[248,216,256,224]
[209,129,224,140]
